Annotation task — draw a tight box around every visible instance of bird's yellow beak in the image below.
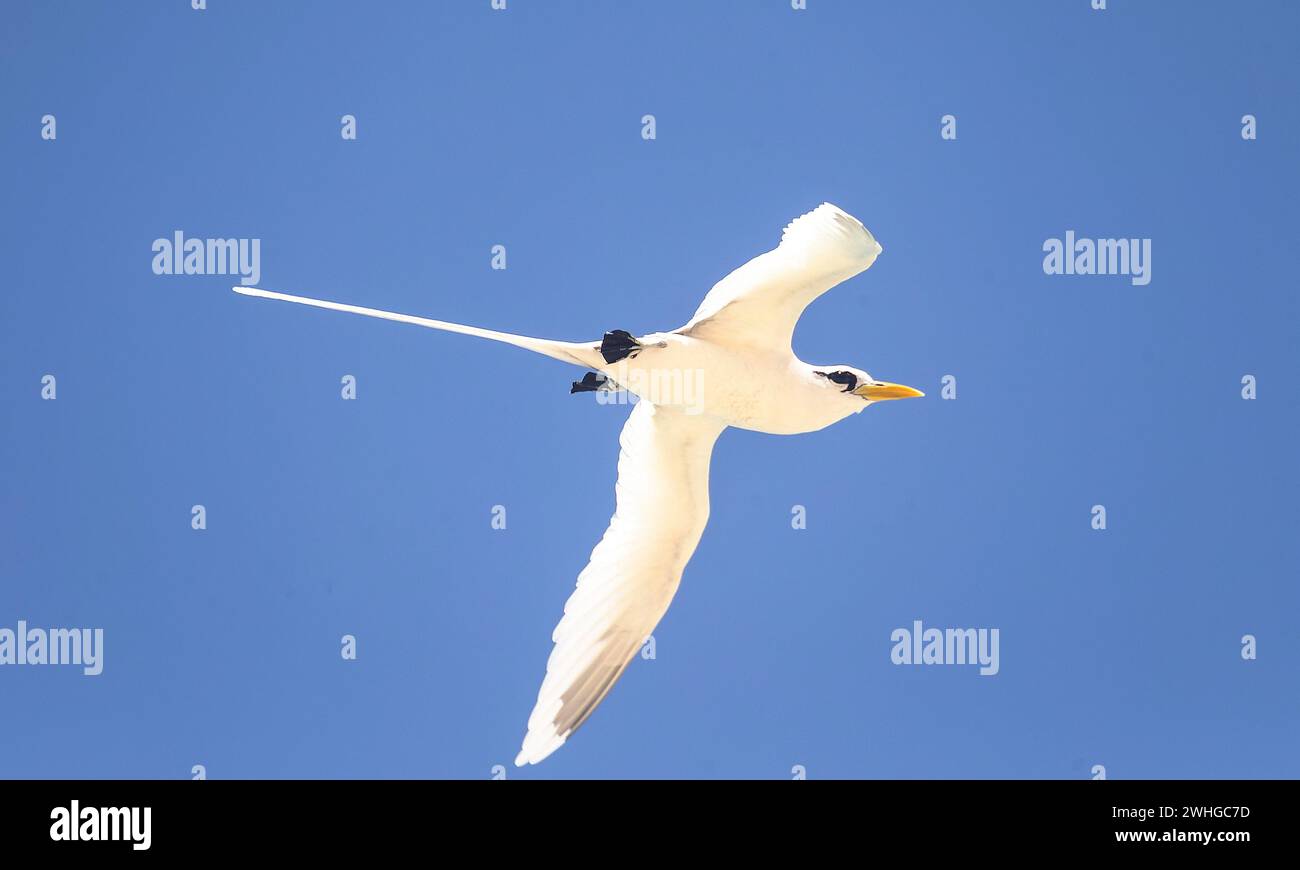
[853,381,925,401]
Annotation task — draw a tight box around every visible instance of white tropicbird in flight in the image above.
[233,202,922,765]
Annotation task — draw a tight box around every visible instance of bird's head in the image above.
[812,366,924,413]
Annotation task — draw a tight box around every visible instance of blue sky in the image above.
[1,0,1296,779]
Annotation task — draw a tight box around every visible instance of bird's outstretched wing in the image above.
[516,401,726,765]
[680,202,882,352]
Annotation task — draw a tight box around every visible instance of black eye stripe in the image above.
[825,371,858,391]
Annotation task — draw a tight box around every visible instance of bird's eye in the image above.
[825,371,858,391]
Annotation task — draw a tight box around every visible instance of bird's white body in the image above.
[603,334,860,434]
[232,203,921,766]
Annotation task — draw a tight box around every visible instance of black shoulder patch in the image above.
[599,330,642,364]
[570,372,609,394]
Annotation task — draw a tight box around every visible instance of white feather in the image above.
[682,202,882,351]
[515,401,726,765]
